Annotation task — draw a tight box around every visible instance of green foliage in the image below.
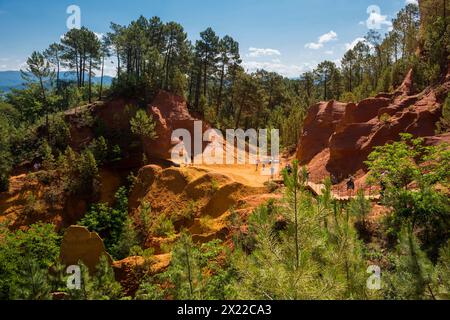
[151,215,175,238]
[153,234,234,300]
[68,256,123,300]
[348,189,372,226]
[379,113,391,124]
[433,241,450,299]
[0,117,13,192]
[366,133,450,259]
[112,217,140,260]
[0,223,61,300]
[229,165,370,300]
[58,147,99,196]
[384,228,436,300]
[135,281,166,300]
[437,94,450,133]
[86,136,109,165]
[80,187,130,259]
[340,92,357,103]
[130,109,158,140]
[422,17,450,81]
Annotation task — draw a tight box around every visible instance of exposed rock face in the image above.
[113,254,171,296]
[64,91,209,164]
[296,101,347,165]
[143,91,209,160]
[128,165,280,253]
[0,174,89,231]
[297,69,449,183]
[60,225,112,273]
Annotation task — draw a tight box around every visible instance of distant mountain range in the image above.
[0,71,114,93]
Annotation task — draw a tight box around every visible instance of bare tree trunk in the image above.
[39,78,49,141]
[99,55,105,101]
[88,57,92,104]
[216,63,225,115]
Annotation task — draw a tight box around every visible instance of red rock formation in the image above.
[113,254,171,296]
[60,225,113,273]
[296,101,347,165]
[143,91,209,160]
[297,69,450,183]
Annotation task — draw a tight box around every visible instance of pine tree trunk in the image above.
[88,57,92,104]
[39,77,49,141]
[216,63,225,115]
[100,55,105,100]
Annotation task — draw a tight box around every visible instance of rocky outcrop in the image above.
[65,91,209,163]
[0,173,90,231]
[128,165,280,253]
[112,254,171,296]
[296,101,347,165]
[143,90,209,160]
[297,69,450,183]
[60,225,112,273]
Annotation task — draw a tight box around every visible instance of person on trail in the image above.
[270,165,275,181]
[256,159,260,172]
[285,164,292,176]
[347,175,355,193]
[380,171,387,197]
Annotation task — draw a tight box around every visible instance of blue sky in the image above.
[0,0,417,77]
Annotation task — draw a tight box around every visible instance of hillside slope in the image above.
[297,68,450,186]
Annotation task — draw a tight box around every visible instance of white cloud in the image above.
[405,0,418,5]
[242,60,313,78]
[247,47,281,58]
[102,59,118,77]
[305,30,338,50]
[0,59,27,71]
[345,37,368,51]
[305,42,323,50]
[95,32,106,41]
[325,50,334,55]
[365,9,392,30]
[319,31,338,44]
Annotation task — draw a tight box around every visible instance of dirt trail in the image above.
[307,181,380,202]
[195,163,279,188]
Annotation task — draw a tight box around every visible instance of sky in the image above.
[0,0,418,78]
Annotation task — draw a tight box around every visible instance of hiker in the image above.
[330,174,338,185]
[347,175,355,193]
[285,163,292,176]
[256,159,260,172]
[33,163,41,172]
[380,172,387,197]
[270,165,275,181]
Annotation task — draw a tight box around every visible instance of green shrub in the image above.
[152,215,175,237]
[0,223,61,300]
[80,187,129,258]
